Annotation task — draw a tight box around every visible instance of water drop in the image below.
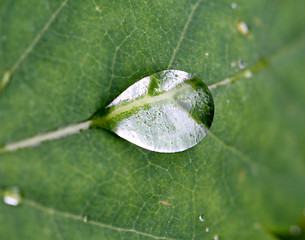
[213,234,219,240]
[237,21,250,37]
[226,99,230,104]
[205,52,209,56]
[92,70,214,153]
[205,227,209,232]
[289,225,301,236]
[231,3,237,9]
[2,186,23,206]
[199,215,205,222]
[95,6,101,12]
[238,59,247,69]
[83,215,90,223]
[244,70,253,78]
[230,62,236,67]
[0,70,12,94]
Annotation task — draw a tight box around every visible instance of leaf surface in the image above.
[0,0,305,239]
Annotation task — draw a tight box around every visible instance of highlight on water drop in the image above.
[237,21,250,37]
[2,186,23,206]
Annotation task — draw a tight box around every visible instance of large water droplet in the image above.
[2,186,23,206]
[92,70,214,153]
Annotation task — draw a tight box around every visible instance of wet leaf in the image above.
[0,0,305,239]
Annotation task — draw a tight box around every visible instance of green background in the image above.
[0,0,305,239]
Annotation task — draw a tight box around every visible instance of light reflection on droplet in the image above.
[244,70,253,78]
[205,227,210,232]
[199,215,205,222]
[231,3,237,9]
[205,52,209,56]
[237,21,250,37]
[2,186,23,206]
[213,234,219,240]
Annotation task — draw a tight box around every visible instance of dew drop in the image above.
[205,227,210,232]
[226,99,230,104]
[231,3,237,9]
[238,59,247,69]
[205,52,209,56]
[95,6,101,12]
[0,70,12,93]
[199,215,205,222]
[92,70,214,153]
[244,70,253,78]
[230,62,236,67]
[213,234,219,240]
[289,225,301,236]
[83,215,90,223]
[2,186,23,206]
[237,21,250,37]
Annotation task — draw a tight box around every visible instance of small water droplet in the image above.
[237,21,250,37]
[289,225,301,236]
[231,3,237,9]
[205,52,209,56]
[213,234,219,240]
[0,70,12,93]
[2,186,23,206]
[205,227,210,232]
[199,215,205,222]
[95,6,101,12]
[231,62,236,67]
[244,70,252,78]
[226,99,230,104]
[159,200,171,206]
[92,70,215,153]
[238,59,247,69]
[83,215,90,223]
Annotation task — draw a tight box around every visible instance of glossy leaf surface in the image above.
[0,0,305,240]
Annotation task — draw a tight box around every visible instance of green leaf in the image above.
[92,70,214,153]
[0,0,305,239]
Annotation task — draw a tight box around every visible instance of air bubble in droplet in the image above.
[289,225,301,236]
[237,21,250,37]
[205,227,210,232]
[213,234,219,240]
[231,3,237,9]
[238,59,247,69]
[83,215,91,223]
[199,215,205,222]
[2,186,23,206]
